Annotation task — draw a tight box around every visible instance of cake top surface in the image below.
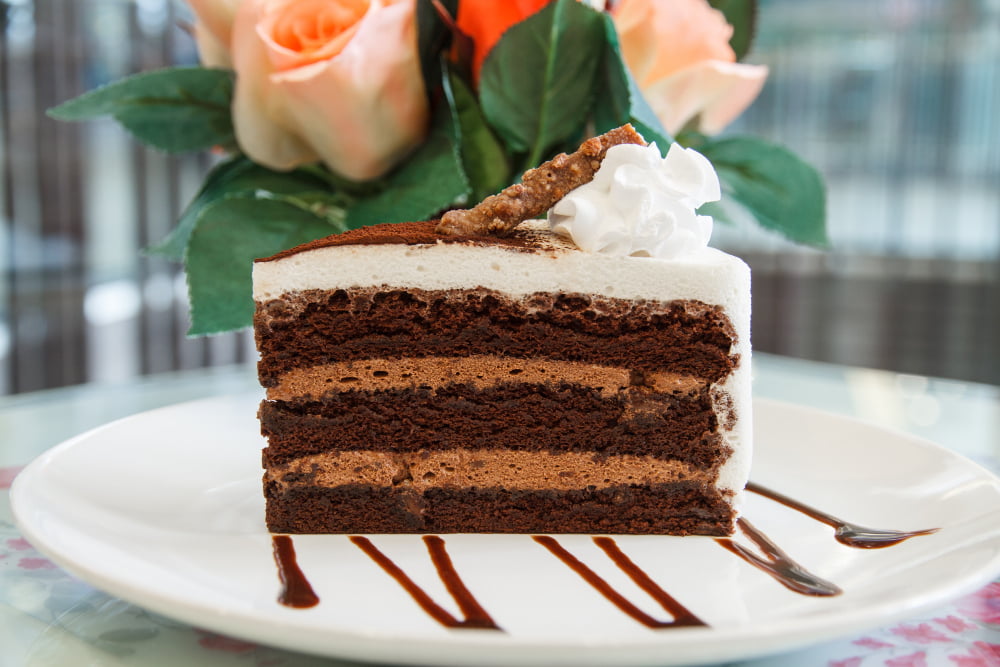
[258,220,575,263]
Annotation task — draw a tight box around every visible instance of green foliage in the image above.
[444,68,509,201]
[186,196,345,335]
[697,135,828,247]
[708,0,758,61]
[48,67,235,152]
[416,0,460,92]
[148,157,341,261]
[478,0,606,169]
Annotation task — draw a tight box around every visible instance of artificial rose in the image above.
[187,0,429,181]
[457,0,606,82]
[612,0,768,135]
[187,0,241,68]
[456,0,550,80]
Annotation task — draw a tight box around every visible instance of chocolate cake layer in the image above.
[264,482,735,535]
[254,288,737,386]
[259,381,724,467]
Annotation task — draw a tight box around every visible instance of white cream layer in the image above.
[252,221,752,501]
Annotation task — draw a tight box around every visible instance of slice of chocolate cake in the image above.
[253,126,751,535]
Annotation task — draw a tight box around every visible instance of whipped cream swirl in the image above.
[548,142,721,259]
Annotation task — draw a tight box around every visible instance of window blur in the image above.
[716,0,1000,386]
[0,0,997,394]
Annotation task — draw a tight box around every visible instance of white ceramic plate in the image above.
[12,395,1000,666]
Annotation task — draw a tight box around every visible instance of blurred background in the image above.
[0,0,997,395]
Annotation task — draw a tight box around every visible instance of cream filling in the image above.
[267,356,708,401]
[266,449,715,493]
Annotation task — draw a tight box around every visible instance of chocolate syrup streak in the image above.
[272,535,320,608]
[272,485,938,619]
[716,518,842,597]
[534,536,707,629]
[350,536,501,630]
[592,537,707,627]
[747,482,939,548]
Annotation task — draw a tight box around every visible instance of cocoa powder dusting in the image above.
[436,124,646,237]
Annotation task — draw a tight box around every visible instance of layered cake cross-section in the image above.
[253,127,751,535]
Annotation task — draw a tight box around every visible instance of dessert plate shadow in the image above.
[12,395,1000,667]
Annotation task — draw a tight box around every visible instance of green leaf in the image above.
[185,195,343,335]
[416,0,460,93]
[443,67,509,201]
[708,0,758,61]
[698,136,828,246]
[479,0,606,168]
[592,15,672,152]
[696,199,734,226]
[147,157,340,260]
[48,67,235,153]
[345,100,470,228]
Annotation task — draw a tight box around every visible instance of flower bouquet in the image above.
[50,0,825,335]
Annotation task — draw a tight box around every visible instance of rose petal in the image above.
[231,0,321,171]
[268,1,427,180]
[257,0,368,71]
[193,21,234,68]
[614,0,735,88]
[187,0,242,65]
[231,0,427,179]
[642,60,768,135]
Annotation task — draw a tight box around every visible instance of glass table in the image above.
[2,354,998,666]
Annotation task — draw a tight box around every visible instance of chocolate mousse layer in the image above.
[266,450,712,493]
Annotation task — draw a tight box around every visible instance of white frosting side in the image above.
[253,220,752,497]
[548,143,721,259]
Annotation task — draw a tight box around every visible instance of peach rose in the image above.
[187,0,241,68]
[186,0,429,181]
[612,0,768,135]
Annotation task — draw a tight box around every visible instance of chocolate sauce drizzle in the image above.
[350,535,501,630]
[269,485,940,629]
[534,535,707,628]
[272,535,319,608]
[746,482,939,548]
[716,518,842,597]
